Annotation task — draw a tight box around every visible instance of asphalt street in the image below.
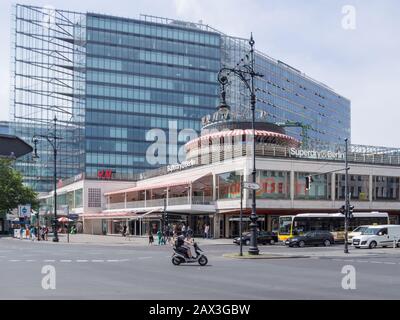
[1,237,400,299]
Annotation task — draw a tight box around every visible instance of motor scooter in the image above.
[171,242,208,266]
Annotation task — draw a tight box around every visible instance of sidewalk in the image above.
[51,233,234,246]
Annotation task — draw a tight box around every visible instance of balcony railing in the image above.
[106,196,214,210]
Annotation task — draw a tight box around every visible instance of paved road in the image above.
[1,238,400,299]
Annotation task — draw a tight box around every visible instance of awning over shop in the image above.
[81,208,163,220]
[136,208,161,219]
[105,172,211,196]
[81,211,137,219]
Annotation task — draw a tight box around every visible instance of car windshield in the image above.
[362,228,380,235]
[304,232,313,237]
[352,226,368,233]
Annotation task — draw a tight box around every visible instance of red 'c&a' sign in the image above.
[97,169,113,179]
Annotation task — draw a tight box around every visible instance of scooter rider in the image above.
[175,234,194,259]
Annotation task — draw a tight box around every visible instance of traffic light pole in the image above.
[344,138,349,254]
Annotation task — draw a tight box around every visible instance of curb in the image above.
[222,253,310,260]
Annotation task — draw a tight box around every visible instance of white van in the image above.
[352,225,400,249]
[348,225,370,244]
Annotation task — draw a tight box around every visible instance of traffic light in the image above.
[339,205,346,215]
[305,176,313,190]
[164,211,169,225]
[348,205,354,219]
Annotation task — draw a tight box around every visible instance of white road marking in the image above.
[138,256,152,260]
[25,260,36,262]
[44,259,55,262]
[9,260,20,262]
[383,262,396,265]
[107,260,120,262]
[60,260,72,263]
[76,260,88,263]
[370,261,383,264]
[91,259,105,262]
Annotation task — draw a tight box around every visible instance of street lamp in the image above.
[32,116,62,243]
[217,34,263,255]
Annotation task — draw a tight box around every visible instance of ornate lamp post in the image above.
[32,116,62,242]
[216,34,263,255]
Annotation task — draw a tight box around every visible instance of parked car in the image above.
[347,225,369,244]
[285,230,334,247]
[352,225,400,249]
[233,231,278,245]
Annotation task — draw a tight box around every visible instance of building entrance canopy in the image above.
[105,172,211,196]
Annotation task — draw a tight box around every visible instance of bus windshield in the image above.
[279,216,293,235]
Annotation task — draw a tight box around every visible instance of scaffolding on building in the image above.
[10,4,86,191]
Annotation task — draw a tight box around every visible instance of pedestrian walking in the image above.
[204,224,210,239]
[44,226,49,241]
[148,230,154,245]
[30,225,37,241]
[25,226,30,240]
[122,225,127,237]
[157,229,163,245]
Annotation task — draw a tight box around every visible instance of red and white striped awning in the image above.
[185,129,299,148]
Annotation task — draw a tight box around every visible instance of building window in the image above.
[217,171,242,199]
[336,174,369,201]
[256,170,290,199]
[88,188,102,208]
[372,176,400,201]
[295,172,331,200]
[75,189,83,208]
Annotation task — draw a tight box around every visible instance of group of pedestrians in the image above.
[19,225,49,241]
[147,223,211,245]
[148,223,196,246]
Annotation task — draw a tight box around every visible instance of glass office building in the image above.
[0,121,9,135]
[11,4,350,192]
[84,13,220,180]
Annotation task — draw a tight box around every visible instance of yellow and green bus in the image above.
[278,212,389,242]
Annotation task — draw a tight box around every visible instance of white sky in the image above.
[0,0,399,147]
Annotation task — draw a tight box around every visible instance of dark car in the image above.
[285,230,334,247]
[233,231,278,246]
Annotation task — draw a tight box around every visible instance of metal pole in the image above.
[344,138,349,254]
[240,177,243,256]
[248,34,259,255]
[53,117,59,242]
[36,212,40,241]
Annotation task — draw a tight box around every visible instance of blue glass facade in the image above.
[84,14,220,179]
[0,121,9,135]
[219,36,350,150]
[254,55,351,149]
[12,5,350,191]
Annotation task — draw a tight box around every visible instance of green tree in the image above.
[0,159,39,215]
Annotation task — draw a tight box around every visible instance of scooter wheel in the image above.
[198,256,208,266]
[172,257,181,266]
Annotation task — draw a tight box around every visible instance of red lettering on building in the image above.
[97,169,113,180]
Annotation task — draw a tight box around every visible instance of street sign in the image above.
[243,182,260,190]
[18,204,31,218]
